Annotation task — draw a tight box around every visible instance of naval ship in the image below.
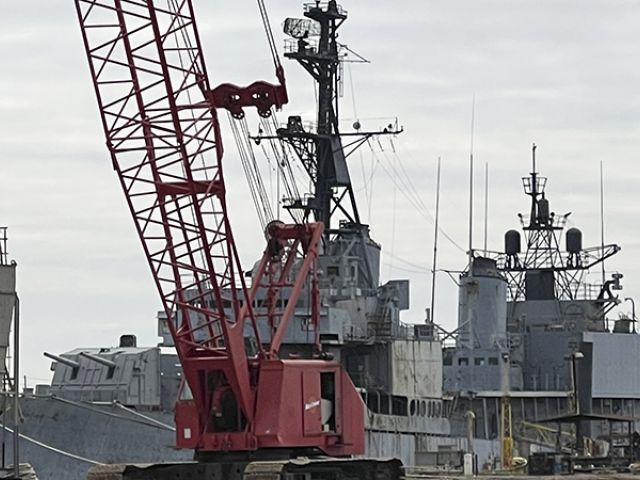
[442,146,637,467]
[11,3,454,479]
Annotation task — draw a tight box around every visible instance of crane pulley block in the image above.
[208,77,288,119]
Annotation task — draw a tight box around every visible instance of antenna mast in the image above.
[529,143,538,227]
[483,162,489,254]
[600,161,606,285]
[431,157,442,323]
[468,96,475,268]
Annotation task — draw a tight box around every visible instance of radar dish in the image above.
[283,18,321,39]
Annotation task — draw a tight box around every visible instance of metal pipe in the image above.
[467,96,475,269]
[79,352,116,369]
[1,379,5,469]
[465,409,475,457]
[600,161,606,286]
[12,294,19,479]
[625,297,636,333]
[43,352,80,370]
[567,351,584,455]
[430,157,441,326]
[483,162,489,255]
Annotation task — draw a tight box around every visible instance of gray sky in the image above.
[1,1,640,385]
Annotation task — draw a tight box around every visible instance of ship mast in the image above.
[256,1,402,289]
[496,146,622,314]
[529,144,538,227]
[279,2,358,233]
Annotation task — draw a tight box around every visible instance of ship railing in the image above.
[274,114,317,134]
[303,2,347,16]
[396,320,413,339]
[518,214,567,229]
[365,318,411,340]
[567,281,604,301]
[470,249,508,269]
[273,115,378,138]
[344,324,369,341]
[0,227,6,265]
[284,38,319,56]
[440,336,456,349]
[522,175,547,195]
[397,320,446,342]
[507,282,605,303]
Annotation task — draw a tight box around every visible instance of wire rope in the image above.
[367,141,465,253]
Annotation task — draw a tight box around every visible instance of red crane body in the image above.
[74,0,364,457]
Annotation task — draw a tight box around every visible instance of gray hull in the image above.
[10,398,190,480]
[13,395,457,480]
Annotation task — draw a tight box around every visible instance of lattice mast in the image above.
[280,2,356,233]
[501,145,620,303]
[277,2,401,234]
[248,2,403,293]
[519,144,566,276]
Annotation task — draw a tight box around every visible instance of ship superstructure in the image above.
[443,146,637,465]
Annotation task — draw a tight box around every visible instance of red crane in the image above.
[73,0,367,461]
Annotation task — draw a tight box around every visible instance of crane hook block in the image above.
[208,79,288,119]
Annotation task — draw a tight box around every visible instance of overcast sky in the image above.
[1,1,640,385]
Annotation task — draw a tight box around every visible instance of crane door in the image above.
[302,371,323,435]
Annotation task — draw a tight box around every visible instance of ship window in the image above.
[380,395,389,414]
[488,357,499,366]
[327,266,339,276]
[474,358,485,366]
[420,401,426,417]
[428,401,433,418]
[410,399,416,416]
[392,395,408,416]
[443,355,453,366]
[365,393,376,412]
[458,357,468,366]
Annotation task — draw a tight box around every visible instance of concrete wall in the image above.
[365,431,415,466]
[391,339,442,398]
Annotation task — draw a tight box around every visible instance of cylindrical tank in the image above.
[566,227,582,254]
[119,334,137,348]
[505,230,521,255]
[457,257,507,350]
[537,198,550,223]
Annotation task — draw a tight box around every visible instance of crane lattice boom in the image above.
[75,0,260,422]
